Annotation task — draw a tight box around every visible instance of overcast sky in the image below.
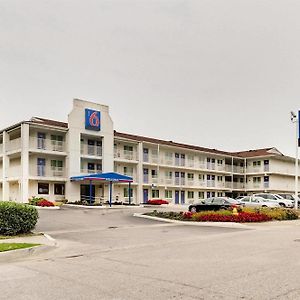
[1,0,300,156]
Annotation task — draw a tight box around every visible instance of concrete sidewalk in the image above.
[0,233,57,263]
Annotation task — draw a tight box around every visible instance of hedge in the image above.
[0,202,39,236]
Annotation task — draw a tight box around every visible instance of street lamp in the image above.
[291,111,299,209]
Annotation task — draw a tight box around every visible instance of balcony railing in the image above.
[114,150,138,161]
[81,168,102,174]
[6,138,21,152]
[81,143,102,157]
[30,137,65,152]
[31,166,65,177]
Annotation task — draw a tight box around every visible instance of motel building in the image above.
[0,98,299,205]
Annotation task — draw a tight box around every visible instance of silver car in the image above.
[240,196,280,208]
[253,193,294,208]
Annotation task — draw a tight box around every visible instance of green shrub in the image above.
[29,197,45,206]
[0,202,39,236]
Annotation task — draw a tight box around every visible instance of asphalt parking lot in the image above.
[1,206,300,299]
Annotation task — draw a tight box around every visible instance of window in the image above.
[217,159,223,165]
[253,161,261,166]
[124,187,133,198]
[165,171,172,179]
[187,173,194,179]
[165,190,172,198]
[38,183,49,194]
[253,177,261,183]
[187,191,194,199]
[242,197,250,202]
[124,166,133,175]
[151,169,157,177]
[51,135,63,142]
[54,184,65,195]
[264,176,269,182]
[151,189,159,198]
[198,191,205,199]
[217,176,223,181]
[124,145,133,152]
[217,192,223,197]
[51,160,63,168]
[211,192,215,197]
[88,163,95,171]
[199,174,205,181]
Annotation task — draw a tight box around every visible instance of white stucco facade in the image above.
[0,99,299,204]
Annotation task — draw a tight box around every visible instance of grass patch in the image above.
[0,243,40,252]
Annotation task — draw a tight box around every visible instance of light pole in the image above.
[291,111,299,209]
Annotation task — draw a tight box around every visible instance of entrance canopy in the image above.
[70,172,133,206]
[70,172,133,183]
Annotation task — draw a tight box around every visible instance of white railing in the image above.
[233,166,245,173]
[6,138,21,152]
[30,137,65,152]
[81,143,102,157]
[233,182,245,189]
[225,182,232,189]
[114,150,138,161]
[31,166,65,177]
[207,181,216,188]
[247,167,263,173]
[187,179,194,186]
[253,183,262,189]
[80,168,102,174]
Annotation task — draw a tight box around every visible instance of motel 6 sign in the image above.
[85,109,101,131]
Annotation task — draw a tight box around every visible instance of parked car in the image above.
[253,193,294,208]
[188,197,241,213]
[277,194,300,208]
[239,196,280,208]
[235,196,245,200]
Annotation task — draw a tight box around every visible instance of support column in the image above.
[2,131,9,201]
[21,123,29,203]
[137,142,143,204]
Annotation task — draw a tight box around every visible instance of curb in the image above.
[0,233,57,264]
[64,204,139,209]
[133,213,251,229]
[33,206,61,210]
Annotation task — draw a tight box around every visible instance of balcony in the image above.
[114,150,138,161]
[31,166,65,178]
[81,143,102,157]
[160,157,173,166]
[232,182,245,189]
[30,137,65,153]
[187,179,194,186]
[207,180,216,188]
[6,138,21,153]
[81,168,102,174]
[232,166,245,173]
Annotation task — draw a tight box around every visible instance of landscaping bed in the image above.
[0,243,40,252]
[145,208,299,223]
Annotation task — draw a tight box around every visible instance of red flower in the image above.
[147,199,169,205]
[37,199,54,207]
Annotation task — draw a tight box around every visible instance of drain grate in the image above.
[108,226,118,229]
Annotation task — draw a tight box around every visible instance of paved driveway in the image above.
[1,207,300,299]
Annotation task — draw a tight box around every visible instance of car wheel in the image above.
[279,203,286,208]
[190,206,197,213]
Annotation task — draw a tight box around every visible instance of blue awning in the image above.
[70,172,133,183]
